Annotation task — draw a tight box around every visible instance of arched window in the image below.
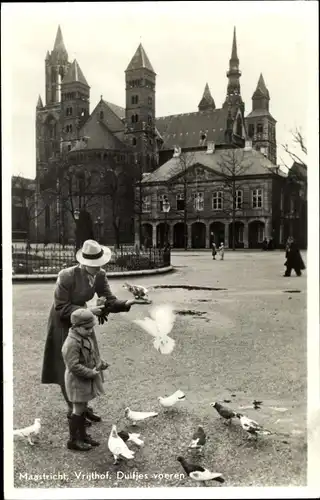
[99,110,104,120]
[248,124,255,138]
[257,123,263,134]
[236,116,242,136]
[132,137,137,146]
[135,114,139,123]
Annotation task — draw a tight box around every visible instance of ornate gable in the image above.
[171,163,224,185]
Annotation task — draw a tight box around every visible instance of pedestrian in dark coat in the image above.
[41,239,139,425]
[62,308,109,451]
[284,237,306,277]
[212,242,217,260]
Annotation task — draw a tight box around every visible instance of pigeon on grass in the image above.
[158,390,186,408]
[133,303,176,354]
[188,426,207,453]
[13,418,41,446]
[210,402,240,423]
[108,425,135,465]
[117,430,144,447]
[238,415,272,440]
[124,407,158,426]
[177,456,225,486]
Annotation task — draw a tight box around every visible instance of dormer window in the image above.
[99,110,104,120]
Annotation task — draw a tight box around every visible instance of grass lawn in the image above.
[12,251,307,488]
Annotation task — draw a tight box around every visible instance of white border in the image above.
[3,1,320,499]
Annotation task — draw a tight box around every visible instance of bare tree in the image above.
[216,149,253,251]
[12,175,42,244]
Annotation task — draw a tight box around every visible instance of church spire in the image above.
[223,26,244,114]
[51,25,68,62]
[36,95,43,109]
[253,73,270,99]
[252,73,270,111]
[198,83,216,111]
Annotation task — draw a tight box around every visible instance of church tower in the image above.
[124,44,156,172]
[245,74,277,164]
[45,26,70,105]
[60,59,90,154]
[222,27,244,117]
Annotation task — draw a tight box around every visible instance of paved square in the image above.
[12,250,307,487]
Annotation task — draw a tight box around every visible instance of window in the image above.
[67,145,71,152]
[193,192,204,211]
[236,116,242,136]
[235,190,243,210]
[148,96,153,106]
[257,123,263,134]
[142,195,151,213]
[159,194,169,212]
[257,225,264,243]
[248,124,254,138]
[132,137,137,146]
[252,188,263,208]
[176,193,185,211]
[99,110,104,120]
[131,114,139,123]
[148,115,152,125]
[131,95,139,105]
[66,124,73,133]
[212,191,223,210]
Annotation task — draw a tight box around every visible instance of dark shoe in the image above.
[85,406,102,422]
[67,414,92,451]
[79,413,100,446]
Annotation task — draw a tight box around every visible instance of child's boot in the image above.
[67,414,92,451]
[80,413,100,446]
[68,409,92,427]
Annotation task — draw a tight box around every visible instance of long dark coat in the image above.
[62,328,104,403]
[41,265,131,386]
[285,242,306,272]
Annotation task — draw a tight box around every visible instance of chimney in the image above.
[173,145,181,158]
[206,141,215,154]
[244,140,252,151]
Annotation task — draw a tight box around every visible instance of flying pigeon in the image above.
[125,407,158,426]
[238,415,272,439]
[188,426,207,452]
[133,303,176,354]
[123,282,150,301]
[158,389,186,408]
[117,430,144,447]
[210,402,240,423]
[108,425,135,464]
[177,456,225,485]
[13,418,41,446]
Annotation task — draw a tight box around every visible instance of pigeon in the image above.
[210,402,240,423]
[238,415,272,439]
[158,389,186,408]
[13,418,41,445]
[133,303,176,354]
[117,430,144,447]
[188,426,207,452]
[177,456,224,485]
[125,407,158,426]
[108,425,135,464]
[123,282,150,300]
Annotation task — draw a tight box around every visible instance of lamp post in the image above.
[74,208,81,252]
[162,197,171,247]
[95,216,103,243]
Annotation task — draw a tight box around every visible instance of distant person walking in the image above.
[211,242,217,260]
[218,242,225,260]
[284,236,306,277]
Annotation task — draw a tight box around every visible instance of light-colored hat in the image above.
[76,239,112,267]
[71,308,96,328]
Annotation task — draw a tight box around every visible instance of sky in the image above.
[2,1,317,179]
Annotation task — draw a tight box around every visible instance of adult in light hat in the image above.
[41,239,140,426]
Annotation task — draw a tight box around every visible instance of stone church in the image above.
[35,25,279,246]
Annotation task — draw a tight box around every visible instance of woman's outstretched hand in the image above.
[90,305,104,316]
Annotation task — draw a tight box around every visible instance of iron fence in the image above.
[12,244,171,275]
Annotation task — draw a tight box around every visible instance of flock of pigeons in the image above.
[13,281,273,486]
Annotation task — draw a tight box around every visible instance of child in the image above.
[61,308,109,451]
[211,242,217,260]
[218,242,225,260]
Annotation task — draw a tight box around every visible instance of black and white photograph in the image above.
[2,1,319,498]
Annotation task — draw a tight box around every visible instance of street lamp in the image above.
[95,216,104,243]
[162,197,171,246]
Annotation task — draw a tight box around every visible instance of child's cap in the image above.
[71,308,96,328]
